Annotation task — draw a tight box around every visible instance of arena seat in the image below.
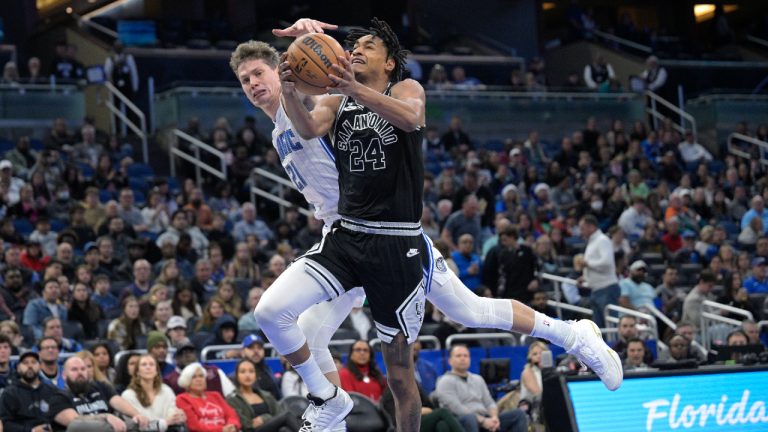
[346,392,393,432]
[279,395,310,420]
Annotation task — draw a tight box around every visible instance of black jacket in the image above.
[0,380,72,432]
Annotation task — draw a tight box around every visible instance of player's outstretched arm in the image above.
[329,53,425,132]
[272,18,338,38]
[279,55,339,139]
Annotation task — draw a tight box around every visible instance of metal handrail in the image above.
[728,132,768,166]
[645,303,677,331]
[199,339,357,360]
[645,90,698,142]
[72,12,119,39]
[701,311,743,350]
[539,273,589,319]
[546,299,593,319]
[369,335,441,350]
[171,128,228,187]
[445,333,517,349]
[747,35,768,50]
[156,86,641,102]
[604,304,659,342]
[250,167,314,220]
[703,300,754,321]
[103,81,148,163]
[592,29,653,54]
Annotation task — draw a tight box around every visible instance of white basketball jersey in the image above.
[271,102,340,224]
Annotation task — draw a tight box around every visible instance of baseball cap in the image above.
[752,257,767,267]
[682,230,696,239]
[0,160,12,170]
[509,148,522,157]
[19,351,39,362]
[242,334,264,348]
[629,260,648,271]
[84,242,97,252]
[174,341,197,357]
[167,316,187,330]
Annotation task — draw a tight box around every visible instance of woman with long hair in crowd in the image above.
[122,354,186,430]
[108,296,148,350]
[75,350,111,387]
[91,342,116,383]
[194,296,227,333]
[227,242,260,283]
[156,259,182,293]
[216,278,242,318]
[68,281,103,339]
[339,340,387,402]
[226,358,300,431]
[172,285,202,320]
[114,351,141,394]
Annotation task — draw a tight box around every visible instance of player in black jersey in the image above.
[256,18,426,431]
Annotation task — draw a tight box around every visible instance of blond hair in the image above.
[76,350,109,384]
[229,41,280,74]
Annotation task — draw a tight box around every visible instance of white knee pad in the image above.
[427,272,513,330]
[255,259,334,355]
[298,287,365,374]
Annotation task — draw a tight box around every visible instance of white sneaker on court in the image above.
[299,387,353,432]
[566,319,624,391]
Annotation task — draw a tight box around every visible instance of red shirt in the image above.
[661,233,683,253]
[339,364,385,402]
[176,391,241,432]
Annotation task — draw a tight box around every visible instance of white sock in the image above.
[530,312,576,350]
[293,354,335,400]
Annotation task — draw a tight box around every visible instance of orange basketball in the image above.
[286,33,346,95]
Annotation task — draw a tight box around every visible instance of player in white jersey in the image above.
[231,19,622,431]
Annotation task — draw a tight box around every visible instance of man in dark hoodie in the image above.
[209,314,239,358]
[0,351,78,431]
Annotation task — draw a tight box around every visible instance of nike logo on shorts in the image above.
[406,248,419,258]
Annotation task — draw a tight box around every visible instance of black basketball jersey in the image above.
[331,84,424,223]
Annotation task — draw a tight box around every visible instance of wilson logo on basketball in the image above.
[301,37,333,69]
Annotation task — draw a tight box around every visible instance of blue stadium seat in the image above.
[13,219,33,237]
[484,139,504,152]
[469,347,486,374]
[206,359,237,375]
[49,218,66,232]
[0,141,14,154]
[264,357,284,374]
[99,190,114,203]
[127,163,155,179]
[30,139,44,151]
[129,177,149,192]
[133,190,146,206]
[419,349,445,376]
[78,163,94,180]
[138,231,159,242]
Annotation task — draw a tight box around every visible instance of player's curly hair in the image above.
[345,17,408,82]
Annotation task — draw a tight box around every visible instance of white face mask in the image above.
[591,200,603,211]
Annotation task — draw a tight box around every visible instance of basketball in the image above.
[286,32,346,95]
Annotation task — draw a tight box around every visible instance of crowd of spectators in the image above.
[2,63,768,430]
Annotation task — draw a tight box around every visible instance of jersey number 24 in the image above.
[349,138,386,172]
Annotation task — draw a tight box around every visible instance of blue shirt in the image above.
[741,208,768,233]
[92,292,119,315]
[744,276,768,294]
[22,299,68,339]
[619,278,657,308]
[452,251,482,291]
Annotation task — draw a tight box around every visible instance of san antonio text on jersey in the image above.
[331,85,424,223]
